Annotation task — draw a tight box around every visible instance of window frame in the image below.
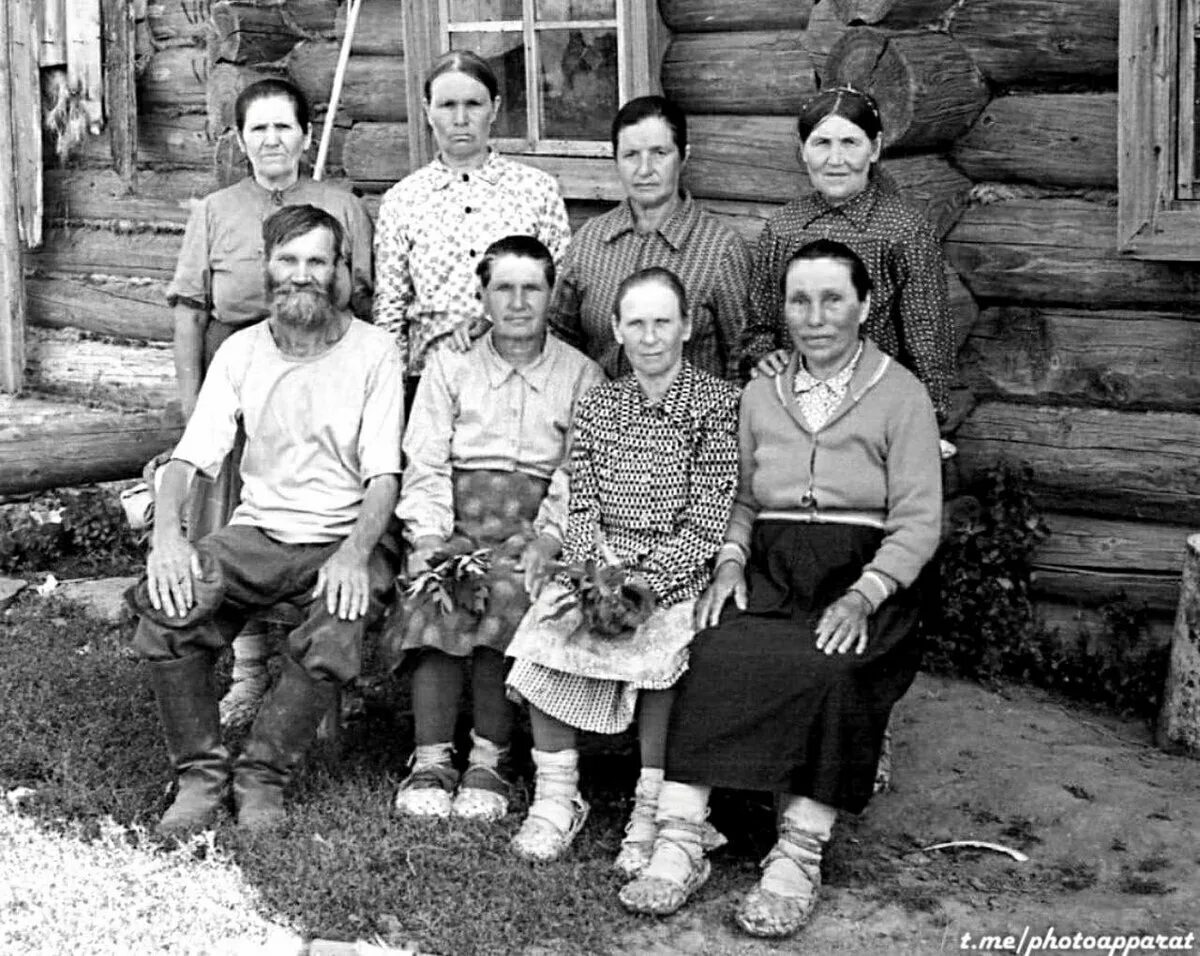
[402,0,664,201]
[1118,0,1200,258]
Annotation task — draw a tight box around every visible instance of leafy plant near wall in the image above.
[0,487,143,576]
[927,464,1167,719]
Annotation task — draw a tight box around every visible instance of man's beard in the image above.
[268,278,338,330]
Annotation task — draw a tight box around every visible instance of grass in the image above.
[0,593,782,955]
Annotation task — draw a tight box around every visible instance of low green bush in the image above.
[0,485,143,577]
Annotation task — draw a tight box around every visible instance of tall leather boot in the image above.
[233,656,339,830]
[147,652,231,837]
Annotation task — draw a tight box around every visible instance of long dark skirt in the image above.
[664,521,925,814]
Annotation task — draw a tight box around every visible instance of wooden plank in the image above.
[11,0,42,248]
[78,110,215,169]
[102,0,139,185]
[954,93,1117,189]
[208,0,338,66]
[342,121,411,183]
[0,3,28,390]
[1037,513,1194,575]
[658,0,813,32]
[0,393,184,495]
[956,401,1200,525]
[65,0,104,133]
[1033,568,1180,614]
[25,327,176,409]
[25,226,183,279]
[962,306,1200,412]
[401,0,437,171]
[336,0,402,56]
[1037,600,1174,654]
[44,167,210,228]
[25,274,173,342]
[661,31,815,115]
[825,28,989,151]
[285,42,407,122]
[138,44,210,113]
[944,199,1200,309]
[947,0,1119,89]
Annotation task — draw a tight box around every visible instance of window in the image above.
[1119,0,1200,258]
[402,0,663,198]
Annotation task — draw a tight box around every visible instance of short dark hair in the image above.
[782,238,873,301]
[424,50,500,101]
[797,85,883,144]
[475,234,555,288]
[610,95,687,155]
[262,204,344,263]
[235,78,311,135]
[613,266,688,321]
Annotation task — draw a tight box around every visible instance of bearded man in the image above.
[131,203,403,834]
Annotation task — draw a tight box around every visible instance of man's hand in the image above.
[814,590,872,656]
[750,348,790,379]
[146,532,203,618]
[314,540,372,621]
[518,533,561,598]
[693,560,747,630]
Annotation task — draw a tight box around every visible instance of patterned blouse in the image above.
[549,192,751,381]
[372,150,571,377]
[792,341,864,432]
[741,175,954,420]
[562,361,740,607]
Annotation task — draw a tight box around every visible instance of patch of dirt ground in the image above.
[616,674,1200,955]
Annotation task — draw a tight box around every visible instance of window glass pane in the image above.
[537,28,617,140]
[535,0,617,19]
[450,31,528,139]
[448,0,523,20]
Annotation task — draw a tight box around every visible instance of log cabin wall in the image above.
[20,0,1189,660]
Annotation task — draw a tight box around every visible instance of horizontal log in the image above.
[1037,601,1174,654]
[956,401,1200,524]
[146,0,212,47]
[137,45,209,113]
[1033,568,1180,615]
[661,32,815,115]
[24,227,183,279]
[43,167,212,228]
[944,200,1200,309]
[962,306,1200,412]
[829,0,957,27]
[286,43,406,122]
[825,28,989,151]
[206,62,286,137]
[1038,513,1194,575]
[25,327,177,409]
[208,0,338,66]
[947,0,1118,89]
[341,122,411,183]
[0,394,184,496]
[25,274,173,342]
[954,94,1117,189]
[336,0,401,56]
[77,110,214,169]
[659,0,813,32]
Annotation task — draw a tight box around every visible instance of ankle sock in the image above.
[530,747,580,831]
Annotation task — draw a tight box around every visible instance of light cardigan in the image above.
[721,337,942,606]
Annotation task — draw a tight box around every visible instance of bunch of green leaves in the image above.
[928,463,1049,681]
[403,547,492,617]
[0,487,143,575]
[546,557,657,640]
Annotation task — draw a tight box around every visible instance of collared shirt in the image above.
[549,191,751,381]
[173,319,403,545]
[168,176,374,327]
[399,331,603,542]
[741,175,954,420]
[792,340,864,431]
[372,150,571,377]
[562,361,740,607]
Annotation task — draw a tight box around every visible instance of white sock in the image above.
[654,781,710,826]
[411,741,453,771]
[231,627,269,664]
[762,796,836,897]
[780,795,836,842]
[467,729,507,771]
[530,748,580,831]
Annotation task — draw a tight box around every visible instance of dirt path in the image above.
[616,674,1200,955]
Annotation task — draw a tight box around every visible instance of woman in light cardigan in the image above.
[620,239,942,940]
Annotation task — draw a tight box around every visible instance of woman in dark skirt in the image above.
[620,238,942,939]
